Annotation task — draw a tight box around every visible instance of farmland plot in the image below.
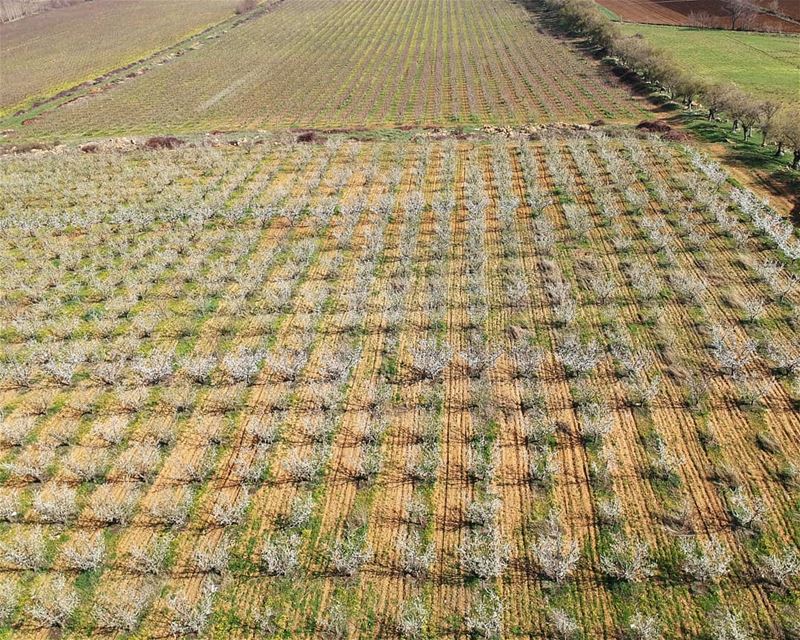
[13,0,644,139]
[0,131,798,638]
[0,0,240,116]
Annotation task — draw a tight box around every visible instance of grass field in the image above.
[618,24,800,101]
[0,0,239,116]
[0,131,798,638]
[5,0,646,139]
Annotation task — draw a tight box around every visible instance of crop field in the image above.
[618,24,800,102]
[8,0,646,140]
[0,131,798,638]
[594,0,800,33]
[0,0,239,117]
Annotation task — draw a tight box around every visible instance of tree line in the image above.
[539,0,800,169]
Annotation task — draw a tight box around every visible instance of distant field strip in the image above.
[0,0,239,116]
[618,24,800,101]
[16,0,644,137]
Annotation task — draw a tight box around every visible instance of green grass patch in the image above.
[618,24,800,102]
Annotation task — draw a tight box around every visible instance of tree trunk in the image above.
[793,150,799,170]
[761,132,768,147]
[775,141,784,157]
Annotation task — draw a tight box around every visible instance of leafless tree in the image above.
[721,0,755,29]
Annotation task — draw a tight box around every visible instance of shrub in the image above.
[264,349,308,382]
[548,606,579,639]
[465,495,501,529]
[679,536,731,583]
[0,489,20,522]
[329,532,373,577]
[283,451,324,484]
[529,448,560,488]
[61,531,105,571]
[91,416,129,444]
[160,383,197,414]
[726,487,767,531]
[28,574,78,628]
[531,510,580,583]
[89,484,138,525]
[465,589,503,639]
[146,487,194,527]
[222,347,264,384]
[556,334,600,377]
[409,339,452,380]
[710,325,756,379]
[0,579,18,624]
[707,607,750,640]
[116,443,161,481]
[466,439,498,486]
[167,582,217,635]
[245,415,281,445]
[181,354,217,384]
[510,342,544,379]
[600,533,654,583]
[397,597,428,639]
[194,535,232,574]
[397,530,434,578]
[0,415,33,446]
[597,496,623,527]
[459,343,501,378]
[629,611,662,640]
[764,339,800,377]
[406,441,441,485]
[210,488,250,526]
[519,398,549,432]
[578,404,613,444]
[626,373,662,407]
[459,529,510,580]
[0,526,47,570]
[2,445,54,482]
[93,582,152,631]
[758,547,799,589]
[132,349,174,384]
[63,448,109,482]
[318,600,349,640]
[353,443,382,486]
[260,532,302,576]
[647,438,682,484]
[282,493,315,530]
[126,534,172,575]
[92,357,128,386]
